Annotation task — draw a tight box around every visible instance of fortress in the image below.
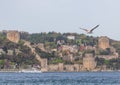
[83,54,96,70]
[7,30,20,43]
[98,36,110,50]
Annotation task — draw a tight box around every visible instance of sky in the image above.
[0,0,120,40]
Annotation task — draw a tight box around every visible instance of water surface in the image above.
[0,72,120,85]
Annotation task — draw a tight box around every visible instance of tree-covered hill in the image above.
[0,32,39,69]
[20,31,120,55]
[1,30,120,70]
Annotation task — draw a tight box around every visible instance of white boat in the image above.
[20,68,41,73]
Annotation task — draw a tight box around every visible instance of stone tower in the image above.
[83,53,96,70]
[7,31,20,43]
[98,36,110,50]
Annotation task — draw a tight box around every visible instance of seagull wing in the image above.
[80,28,88,32]
[90,25,99,32]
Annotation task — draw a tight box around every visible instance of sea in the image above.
[0,72,120,85]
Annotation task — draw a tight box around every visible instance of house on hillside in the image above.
[67,35,75,40]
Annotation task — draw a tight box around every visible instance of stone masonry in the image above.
[83,53,96,71]
[7,31,20,43]
[98,36,110,50]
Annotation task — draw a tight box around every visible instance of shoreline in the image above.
[0,69,120,73]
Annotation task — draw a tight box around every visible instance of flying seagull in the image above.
[80,25,99,34]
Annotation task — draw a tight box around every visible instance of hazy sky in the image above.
[0,0,120,40]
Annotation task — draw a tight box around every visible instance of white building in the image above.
[67,35,75,40]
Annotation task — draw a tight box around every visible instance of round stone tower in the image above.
[83,53,96,70]
[7,30,20,43]
[98,36,110,50]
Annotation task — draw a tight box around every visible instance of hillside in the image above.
[0,32,39,69]
[1,31,120,71]
[21,31,120,55]
[20,31,120,70]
